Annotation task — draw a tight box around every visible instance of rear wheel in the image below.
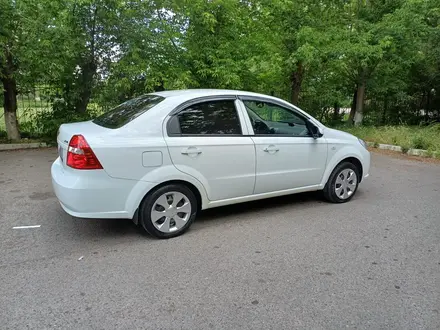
[323,162,360,203]
[139,184,197,238]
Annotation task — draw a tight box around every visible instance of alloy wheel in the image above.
[335,169,358,200]
[150,192,192,233]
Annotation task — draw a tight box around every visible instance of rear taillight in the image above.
[66,135,103,170]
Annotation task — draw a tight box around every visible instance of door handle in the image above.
[263,145,279,153]
[181,147,202,156]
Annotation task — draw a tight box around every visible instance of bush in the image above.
[20,99,101,143]
[331,124,440,154]
[411,135,430,150]
[401,145,409,154]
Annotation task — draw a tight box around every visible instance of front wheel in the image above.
[323,162,360,203]
[139,184,198,238]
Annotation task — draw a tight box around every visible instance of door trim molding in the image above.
[205,184,322,209]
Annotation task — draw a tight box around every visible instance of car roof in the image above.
[148,88,317,122]
[152,89,276,102]
[125,89,323,132]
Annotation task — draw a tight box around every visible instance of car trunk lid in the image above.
[57,121,110,168]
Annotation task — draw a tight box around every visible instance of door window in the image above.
[243,100,310,136]
[168,100,242,135]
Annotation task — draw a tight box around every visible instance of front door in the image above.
[165,98,255,201]
[239,98,327,194]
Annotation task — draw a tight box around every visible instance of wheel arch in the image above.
[321,148,365,188]
[132,179,204,225]
[339,157,363,181]
[146,180,203,212]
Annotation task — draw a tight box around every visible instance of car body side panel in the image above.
[320,146,370,187]
[320,128,371,186]
[234,97,328,194]
[90,136,170,181]
[204,184,322,209]
[51,157,153,219]
[250,136,328,193]
[124,164,211,212]
[51,91,371,221]
[165,136,256,201]
[162,98,257,202]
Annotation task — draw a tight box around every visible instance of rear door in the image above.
[238,97,328,194]
[164,97,256,201]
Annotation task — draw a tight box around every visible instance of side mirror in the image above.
[306,120,323,139]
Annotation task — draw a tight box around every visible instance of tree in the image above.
[334,0,406,125]
[3,0,440,136]
[257,0,343,105]
[180,0,263,89]
[0,0,64,139]
[101,0,191,102]
[47,0,128,113]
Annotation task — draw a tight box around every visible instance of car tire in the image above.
[323,162,360,203]
[139,184,198,239]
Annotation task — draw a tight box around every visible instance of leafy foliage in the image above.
[20,99,100,142]
[337,124,440,154]
[1,0,440,140]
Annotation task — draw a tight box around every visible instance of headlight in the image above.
[358,138,368,149]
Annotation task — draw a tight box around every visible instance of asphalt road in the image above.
[0,148,439,330]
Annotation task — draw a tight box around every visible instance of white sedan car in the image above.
[52,89,370,238]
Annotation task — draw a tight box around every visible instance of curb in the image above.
[366,141,436,158]
[0,142,48,151]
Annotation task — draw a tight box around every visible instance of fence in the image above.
[0,87,53,131]
[17,87,52,122]
[0,86,112,134]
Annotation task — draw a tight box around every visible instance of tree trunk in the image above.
[75,5,98,113]
[290,62,304,105]
[1,48,20,140]
[353,80,366,125]
[348,88,357,124]
[333,102,340,121]
[2,77,20,140]
[74,60,97,113]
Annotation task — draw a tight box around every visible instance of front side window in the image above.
[243,100,310,136]
[169,100,242,135]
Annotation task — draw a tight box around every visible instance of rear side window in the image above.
[168,100,242,135]
[93,95,164,129]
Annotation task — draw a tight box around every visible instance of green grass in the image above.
[334,124,440,155]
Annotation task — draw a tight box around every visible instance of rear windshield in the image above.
[93,94,164,129]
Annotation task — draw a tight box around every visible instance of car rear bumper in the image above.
[51,157,153,219]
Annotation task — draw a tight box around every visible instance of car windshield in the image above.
[93,94,164,129]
